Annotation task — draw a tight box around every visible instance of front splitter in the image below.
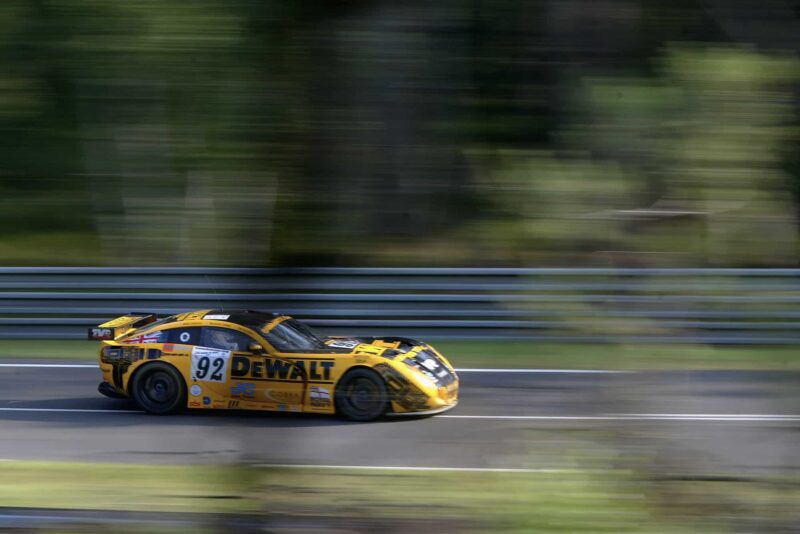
[386,400,458,417]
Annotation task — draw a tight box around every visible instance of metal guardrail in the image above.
[1,267,799,343]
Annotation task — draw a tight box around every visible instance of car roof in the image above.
[171,309,282,330]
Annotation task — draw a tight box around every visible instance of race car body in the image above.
[92,310,458,420]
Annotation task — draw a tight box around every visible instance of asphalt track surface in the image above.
[0,361,798,476]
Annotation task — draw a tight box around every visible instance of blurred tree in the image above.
[661,47,799,265]
[466,47,799,266]
[0,0,797,266]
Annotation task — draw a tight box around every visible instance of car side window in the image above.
[165,327,201,345]
[200,327,255,352]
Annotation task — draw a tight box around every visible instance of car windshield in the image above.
[262,318,327,352]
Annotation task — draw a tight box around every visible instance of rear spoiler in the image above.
[88,313,157,340]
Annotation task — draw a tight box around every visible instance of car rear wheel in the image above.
[130,362,186,414]
[335,368,388,421]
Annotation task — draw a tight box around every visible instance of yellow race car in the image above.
[91,310,458,421]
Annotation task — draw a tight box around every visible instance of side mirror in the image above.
[248,342,265,354]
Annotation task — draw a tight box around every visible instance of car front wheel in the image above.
[130,362,186,414]
[335,368,388,422]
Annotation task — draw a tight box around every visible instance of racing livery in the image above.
[91,310,458,421]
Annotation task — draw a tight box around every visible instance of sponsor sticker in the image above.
[264,389,302,403]
[190,385,202,396]
[310,386,331,407]
[203,396,211,406]
[326,339,359,349]
[189,400,201,407]
[102,347,122,362]
[163,343,190,353]
[204,314,230,320]
[191,346,231,383]
[90,328,113,340]
[103,347,145,362]
[231,356,334,381]
[231,382,256,398]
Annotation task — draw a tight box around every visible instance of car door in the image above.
[162,325,229,405]
[259,318,338,412]
[200,326,305,410]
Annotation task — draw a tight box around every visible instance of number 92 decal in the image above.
[191,347,231,383]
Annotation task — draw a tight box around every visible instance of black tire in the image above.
[335,368,389,422]
[130,362,186,415]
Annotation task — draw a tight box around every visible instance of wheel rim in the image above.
[345,377,382,415]
[142,371,176,407]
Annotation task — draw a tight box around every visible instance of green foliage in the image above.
[465,46,799,266]
[0,3,797,266]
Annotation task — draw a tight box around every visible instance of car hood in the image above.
[323,336,458,387]
[323,337,401,358]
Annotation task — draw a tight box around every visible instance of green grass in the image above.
[0,461,257,514]
[0,340,99,360]
[6,460,794,533]
[0,339,797,369]
[260,467,701,533]
[0,461,702,533]
[431,340,800,370]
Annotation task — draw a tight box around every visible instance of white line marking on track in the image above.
[0,407,140,414]
[456,368,629,373]
[254,463,563,473]
[441,414,800,421]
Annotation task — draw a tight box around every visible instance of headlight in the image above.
[403,357,438,388]
[414,370,437,389]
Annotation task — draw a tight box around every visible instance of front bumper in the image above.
[98,381,127,399]
[386,400,458,417]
